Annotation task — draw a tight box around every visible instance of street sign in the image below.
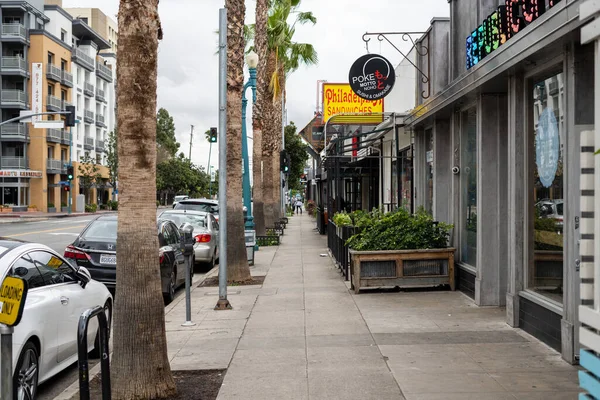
[34,120,65,129]
[0,276,28,326]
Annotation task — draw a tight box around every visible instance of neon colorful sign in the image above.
[466,0,560,69]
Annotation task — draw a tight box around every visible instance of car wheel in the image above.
[164,266,176,304]
[14,341,39,400]
[91,300,112,358]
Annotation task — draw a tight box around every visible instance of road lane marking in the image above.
[48,233,80,236]
[6,225,86,237]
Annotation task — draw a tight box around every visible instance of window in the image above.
[61,29,67,42]
[459,108,477,267]
[424,128,434,214]
[80,17,88,24]
[61,59,67,71]
[10,255,46,289]
[529,71,565,302]
[61,148,67,161]
[4,17,21,24]
[29,251,76,284]
[48,52,54,65]
[61,90,67,102]
[48,146,54,159]
[48,84,54,96]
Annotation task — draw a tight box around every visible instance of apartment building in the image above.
[63,6,117,54]
[0,0,116,211]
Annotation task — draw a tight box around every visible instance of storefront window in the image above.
[460,108,477,267]
[400,147,413,212]
[529,72,564,302]
[425,129,433,214]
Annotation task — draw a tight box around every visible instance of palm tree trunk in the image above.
[252,0,268,236]
[226,0,252,282]
[262,50,280,228]
[111,1,176,398]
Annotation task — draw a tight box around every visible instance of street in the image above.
[1,212,208,400]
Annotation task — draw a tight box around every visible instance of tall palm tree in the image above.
[252,0,269,235]
[262,0,317,226]
[111,0,177,398]
[225,0,252,282]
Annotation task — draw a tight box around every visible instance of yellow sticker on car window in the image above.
[47,256,63,269]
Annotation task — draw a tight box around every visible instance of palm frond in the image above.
[295,11,316,25]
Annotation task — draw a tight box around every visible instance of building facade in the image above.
[0,0,116,211]
[403,0,594,364]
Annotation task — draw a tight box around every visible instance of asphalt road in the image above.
[1,211,207,400]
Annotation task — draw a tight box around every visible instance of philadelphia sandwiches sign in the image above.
[348,54,396,100]
[466,0,561,69]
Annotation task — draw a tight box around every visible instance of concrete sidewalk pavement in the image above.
[164,213,579,400]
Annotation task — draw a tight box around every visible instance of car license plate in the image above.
[100,254,117,265]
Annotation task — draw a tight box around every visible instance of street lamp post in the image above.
[242,50,258,230]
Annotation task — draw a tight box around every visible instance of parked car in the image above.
[172,195,189,208]
[535,199,564,230]
[0,238,112,400]
[158,210,220,269]
[173,198,219,222]
[64,215,189,303]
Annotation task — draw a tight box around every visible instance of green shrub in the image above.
[305,200,316,216]
[346,207,452,251]
[48,203,55,208]
[85,203,98,213]
[106,200,118,210]
[61,202,67,208]
[332,211,352,226]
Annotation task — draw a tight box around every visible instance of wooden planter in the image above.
[349,248,456,294]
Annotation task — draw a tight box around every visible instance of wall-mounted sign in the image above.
[0,170,43,178]
[466,0,561,69]
[31,63,43,123]
[348,54,396,100]
[535,107,560,188]
[322,83,383,124]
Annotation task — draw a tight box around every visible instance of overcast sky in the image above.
[62,0,449,171]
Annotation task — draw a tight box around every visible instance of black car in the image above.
[64,215,189,303]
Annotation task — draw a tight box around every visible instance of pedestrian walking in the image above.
[295,199,303,214]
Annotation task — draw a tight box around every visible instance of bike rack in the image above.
[78,305,111,400]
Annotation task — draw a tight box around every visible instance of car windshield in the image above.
[174,196,188,202]
[160,213,206,229]
[556,203,563,216]
[82,219,117,241]
[175,202,218,214]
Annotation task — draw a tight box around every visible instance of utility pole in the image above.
[188,125,194,162]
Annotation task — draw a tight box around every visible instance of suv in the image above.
[535,199,563,230]
[174,198,219,221]
[172,195,189,208]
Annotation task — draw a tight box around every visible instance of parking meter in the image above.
[179,222,195,327]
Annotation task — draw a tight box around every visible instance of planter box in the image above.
[47,207,56,213]
[27,208,37,212]
[350,248,456,294]
[12,206,27,212]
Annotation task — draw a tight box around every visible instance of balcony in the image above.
[0,123,28,141]
[2,89,27,108]
[46,95,62,112]
[96,139,105,153]
[71,47,94,71]
[1,24,28,43]
[46,64,62,82]
[84,109,95,124]
[61,129,70,145]
[83,82,94,97]
[0,156,27,169]
[96,62,113,82]
[84,136,94,150]
[1,56,28,76]
[46,128,62,143]
[95,114,106,127]
[548,77,559,96]
[61,70,73,87]
[61,100,72,110]
[96,88,106,102]
[46,158,63,174]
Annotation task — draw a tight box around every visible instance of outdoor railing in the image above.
[96,61,113,82]
[46,64,62,81]
[96,88,106,102]
[316,207,327,234]
[0,123,28,140]
[96,114,105,126]
[84,82,95,96]
[327,220,355,281]
[46,128,62,143]
[46,158,62,171]
[2,89,26,106]
[96,139,105,152]
[0,156,27,169]
[47,95,62,110]
[72,47,95,70]
[84,136,94,149]
[84,109,95,123]
[1,23,27,40]
[1,56,27,73]
[61,69,73,87]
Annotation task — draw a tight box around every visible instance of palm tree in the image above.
[261,0,317,226]
[251,0,269,235]
[111,0,176,398]
[225,0,252,282]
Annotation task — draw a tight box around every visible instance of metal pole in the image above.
[0,324,13,400]
[0,111,71,127]
[188,125,194,162]
[242,67,256,229]
[215,7,231,310]
[182,254,195,326]
[281,99,286,216]
[208,142,213,196]
[68,125,72,214]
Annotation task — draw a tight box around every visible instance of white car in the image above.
[0,238,112,399]
[172,195,189,208]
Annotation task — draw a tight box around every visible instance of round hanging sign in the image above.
[348,53,396,100]
[535,107,560,188]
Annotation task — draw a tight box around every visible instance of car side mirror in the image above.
[76,266,92,288]
[13,267,28,277]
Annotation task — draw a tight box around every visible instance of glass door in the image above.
[459,107,477,268]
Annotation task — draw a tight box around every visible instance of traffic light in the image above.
[209,127,217,143]
[63,183,70,192]
[280,150,290,174]
[65,105,76,127]
[66,165,74,180]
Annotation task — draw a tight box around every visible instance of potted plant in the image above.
[47,203,56,213]
[85,203,98,213]
[27,205,38,212]
[345,207,455,293]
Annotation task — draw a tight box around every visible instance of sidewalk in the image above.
[164,213,579,399]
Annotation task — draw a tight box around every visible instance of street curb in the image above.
[0,218,49,224]
[51,268,216,400]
